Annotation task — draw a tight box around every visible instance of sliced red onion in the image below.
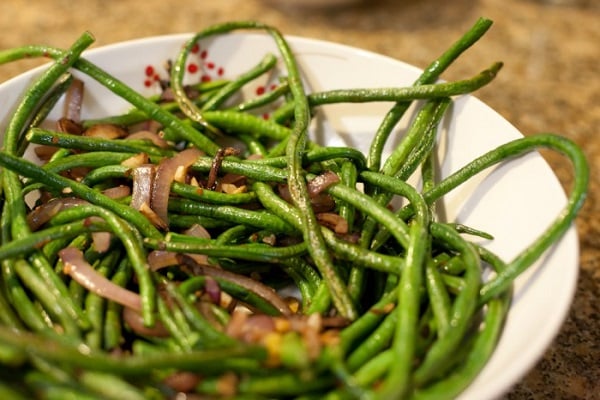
[276,173,339,213]
[307,171,340,197]
[277,183,293,203]
[303,313,322,359]
[147,243,210,272]
[64,78,84,123]
[27,197,87,230]
[33,145,59,161]
[84,123,127,139]
[159,87,176,102]
[57,117,84,135]
[218,172,247,194]
[278,182,334,210]
[59,247,141,312]
[130,119,162,134]
[159,85,200,103]
[238,314,276,343]
[220,183,247,194]
[122,307,170,337]
[147,250,179,271]
[91,231,112,253]
[309,193,336,213]
[162,371,201,393]
[219,172,246,186]
[204,276,221,304]
[102,185,131,199]
[130,164,156,210]
[246,154,264,161]
[340,231,360,244]
[261,233,277,246]
[121,153,150,168]
[125,130,170,149]
[173,165,188,184]
[321,315,351,328]
[67,166,91,181]
[316,212,349,234]
[183,223,211,239]
[225,308,249,339]
[151,148,203,227]
[215,372,239,397]
[179,255,291,316]
[198,299,225,328]
[139,202,168,230]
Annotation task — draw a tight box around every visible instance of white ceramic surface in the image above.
[0,32,579,399]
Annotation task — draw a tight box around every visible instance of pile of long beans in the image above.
[0,18,588,400]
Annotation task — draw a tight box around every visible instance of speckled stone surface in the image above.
[1,0,598,398]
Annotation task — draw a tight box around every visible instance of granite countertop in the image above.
[1,0,598,398]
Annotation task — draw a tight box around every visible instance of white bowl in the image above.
[0,32,578,399]
[260,0,366,8]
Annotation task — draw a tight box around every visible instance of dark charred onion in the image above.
[206,147,240,191]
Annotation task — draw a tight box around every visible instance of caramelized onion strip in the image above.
[151,148,203,227]
[59,247,141,311]
[179,255,291,316]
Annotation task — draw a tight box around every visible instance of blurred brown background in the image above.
[1,0,599,398]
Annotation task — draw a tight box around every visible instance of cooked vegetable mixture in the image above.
[0,18,588,399]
